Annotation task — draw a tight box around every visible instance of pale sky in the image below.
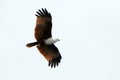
[0,0,120,80]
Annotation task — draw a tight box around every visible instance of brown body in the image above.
[26,8,62,68]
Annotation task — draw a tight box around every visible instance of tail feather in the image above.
[26,42,39,47]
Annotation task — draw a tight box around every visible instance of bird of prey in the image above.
[26,8,62,68]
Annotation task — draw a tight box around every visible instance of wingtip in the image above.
[35,8,52,19]
[48,55,62,68]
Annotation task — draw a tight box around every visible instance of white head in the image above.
[53,38,60,43]
[44,37,60,45]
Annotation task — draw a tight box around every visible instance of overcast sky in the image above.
[0,0,120,80]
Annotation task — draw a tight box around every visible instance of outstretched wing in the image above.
[35,8,52,41]
[37,44,62,68]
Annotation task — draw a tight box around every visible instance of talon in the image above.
[37,43,41,47]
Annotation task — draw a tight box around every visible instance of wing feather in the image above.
[37,44,62,68]
[35,8,52,41]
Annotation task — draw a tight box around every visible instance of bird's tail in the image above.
[26,42,39,47]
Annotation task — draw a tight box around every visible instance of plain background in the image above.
[0,0,120,80]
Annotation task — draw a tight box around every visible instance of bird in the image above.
[26,8,62,68]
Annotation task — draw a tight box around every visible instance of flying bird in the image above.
[26,8,62,68]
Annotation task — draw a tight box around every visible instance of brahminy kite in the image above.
[26,8,62,68]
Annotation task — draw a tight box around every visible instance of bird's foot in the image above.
[36,43,41,47]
